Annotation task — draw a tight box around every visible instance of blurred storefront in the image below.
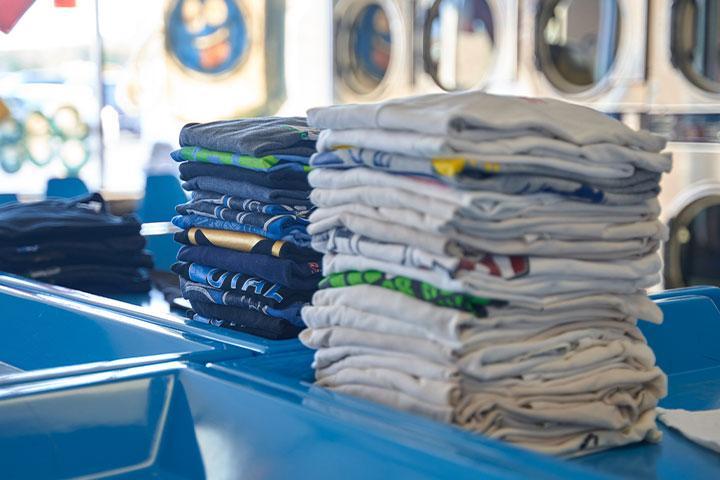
[2,0,720,288]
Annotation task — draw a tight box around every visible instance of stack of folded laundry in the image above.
[299,92,672,457]
[171,117,323,339]
[0,193,152,293]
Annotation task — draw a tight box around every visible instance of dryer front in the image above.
[333,0,414,103]
[414,0,519,95]
[647,0,720,113]
[518,0,648,112]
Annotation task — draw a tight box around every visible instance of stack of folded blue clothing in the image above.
[0,193,152,293]
[170,117,323,339]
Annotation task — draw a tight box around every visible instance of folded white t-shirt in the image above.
[656,407,720,454]
[316,129,671,176]
[308,168,661,221]
[307,90,666,152]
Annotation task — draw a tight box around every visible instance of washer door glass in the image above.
[337,3,393,95]
[536,0,621,93]
[424,0,495,91]
[672,0,720,93]
[667,196,720,287]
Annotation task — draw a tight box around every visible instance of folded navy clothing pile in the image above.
[171,117,322,339]
[0,193,152,293]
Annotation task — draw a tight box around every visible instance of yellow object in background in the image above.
[432,157,503,177]
[0,99,10,122]
[431,157,466,176]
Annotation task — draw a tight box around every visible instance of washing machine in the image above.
[163,0,286,122]
[333,0,414,103]
[663,181,720,288]
[647,0,720,113]
[413,0,519,95]
[517,0,648,111]
[642,1,720,229]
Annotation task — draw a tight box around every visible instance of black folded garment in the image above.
[0,194,154,295]
[172,261,312,307]
[0,236,147,258]
[178,161,310,191]
[151,270,184,306]
[23,264,151,294]
[173,228,320,263]
[0,249,153,271]
[177,245,321,291]
[0,193,141,245]
[188,299,302,340]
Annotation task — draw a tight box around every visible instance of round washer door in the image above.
[671,0,720,94]
[422,0,496,91]
[535,0,622,94]
[334,0,404,99]
[665,185,720,288]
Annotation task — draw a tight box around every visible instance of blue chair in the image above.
[138,174,187,272]
[46,177,89,199]
[643,286,720,375]
[138,175,187,223]
[0,194,17,205]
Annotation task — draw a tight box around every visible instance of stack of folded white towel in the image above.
[299,91,672,457]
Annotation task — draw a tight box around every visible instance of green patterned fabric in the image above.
[175,146,312,172]
[319,270,505,316]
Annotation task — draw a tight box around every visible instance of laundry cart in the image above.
[0,273,719,479]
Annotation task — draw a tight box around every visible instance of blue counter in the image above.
[0,275,719,479]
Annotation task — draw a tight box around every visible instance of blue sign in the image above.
[166,0,249,75]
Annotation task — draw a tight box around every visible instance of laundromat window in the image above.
[336,2,392,95]
[423,0,495,91]
[0,2,99,196]
[536,0,621,93]
[672,0,720,93]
